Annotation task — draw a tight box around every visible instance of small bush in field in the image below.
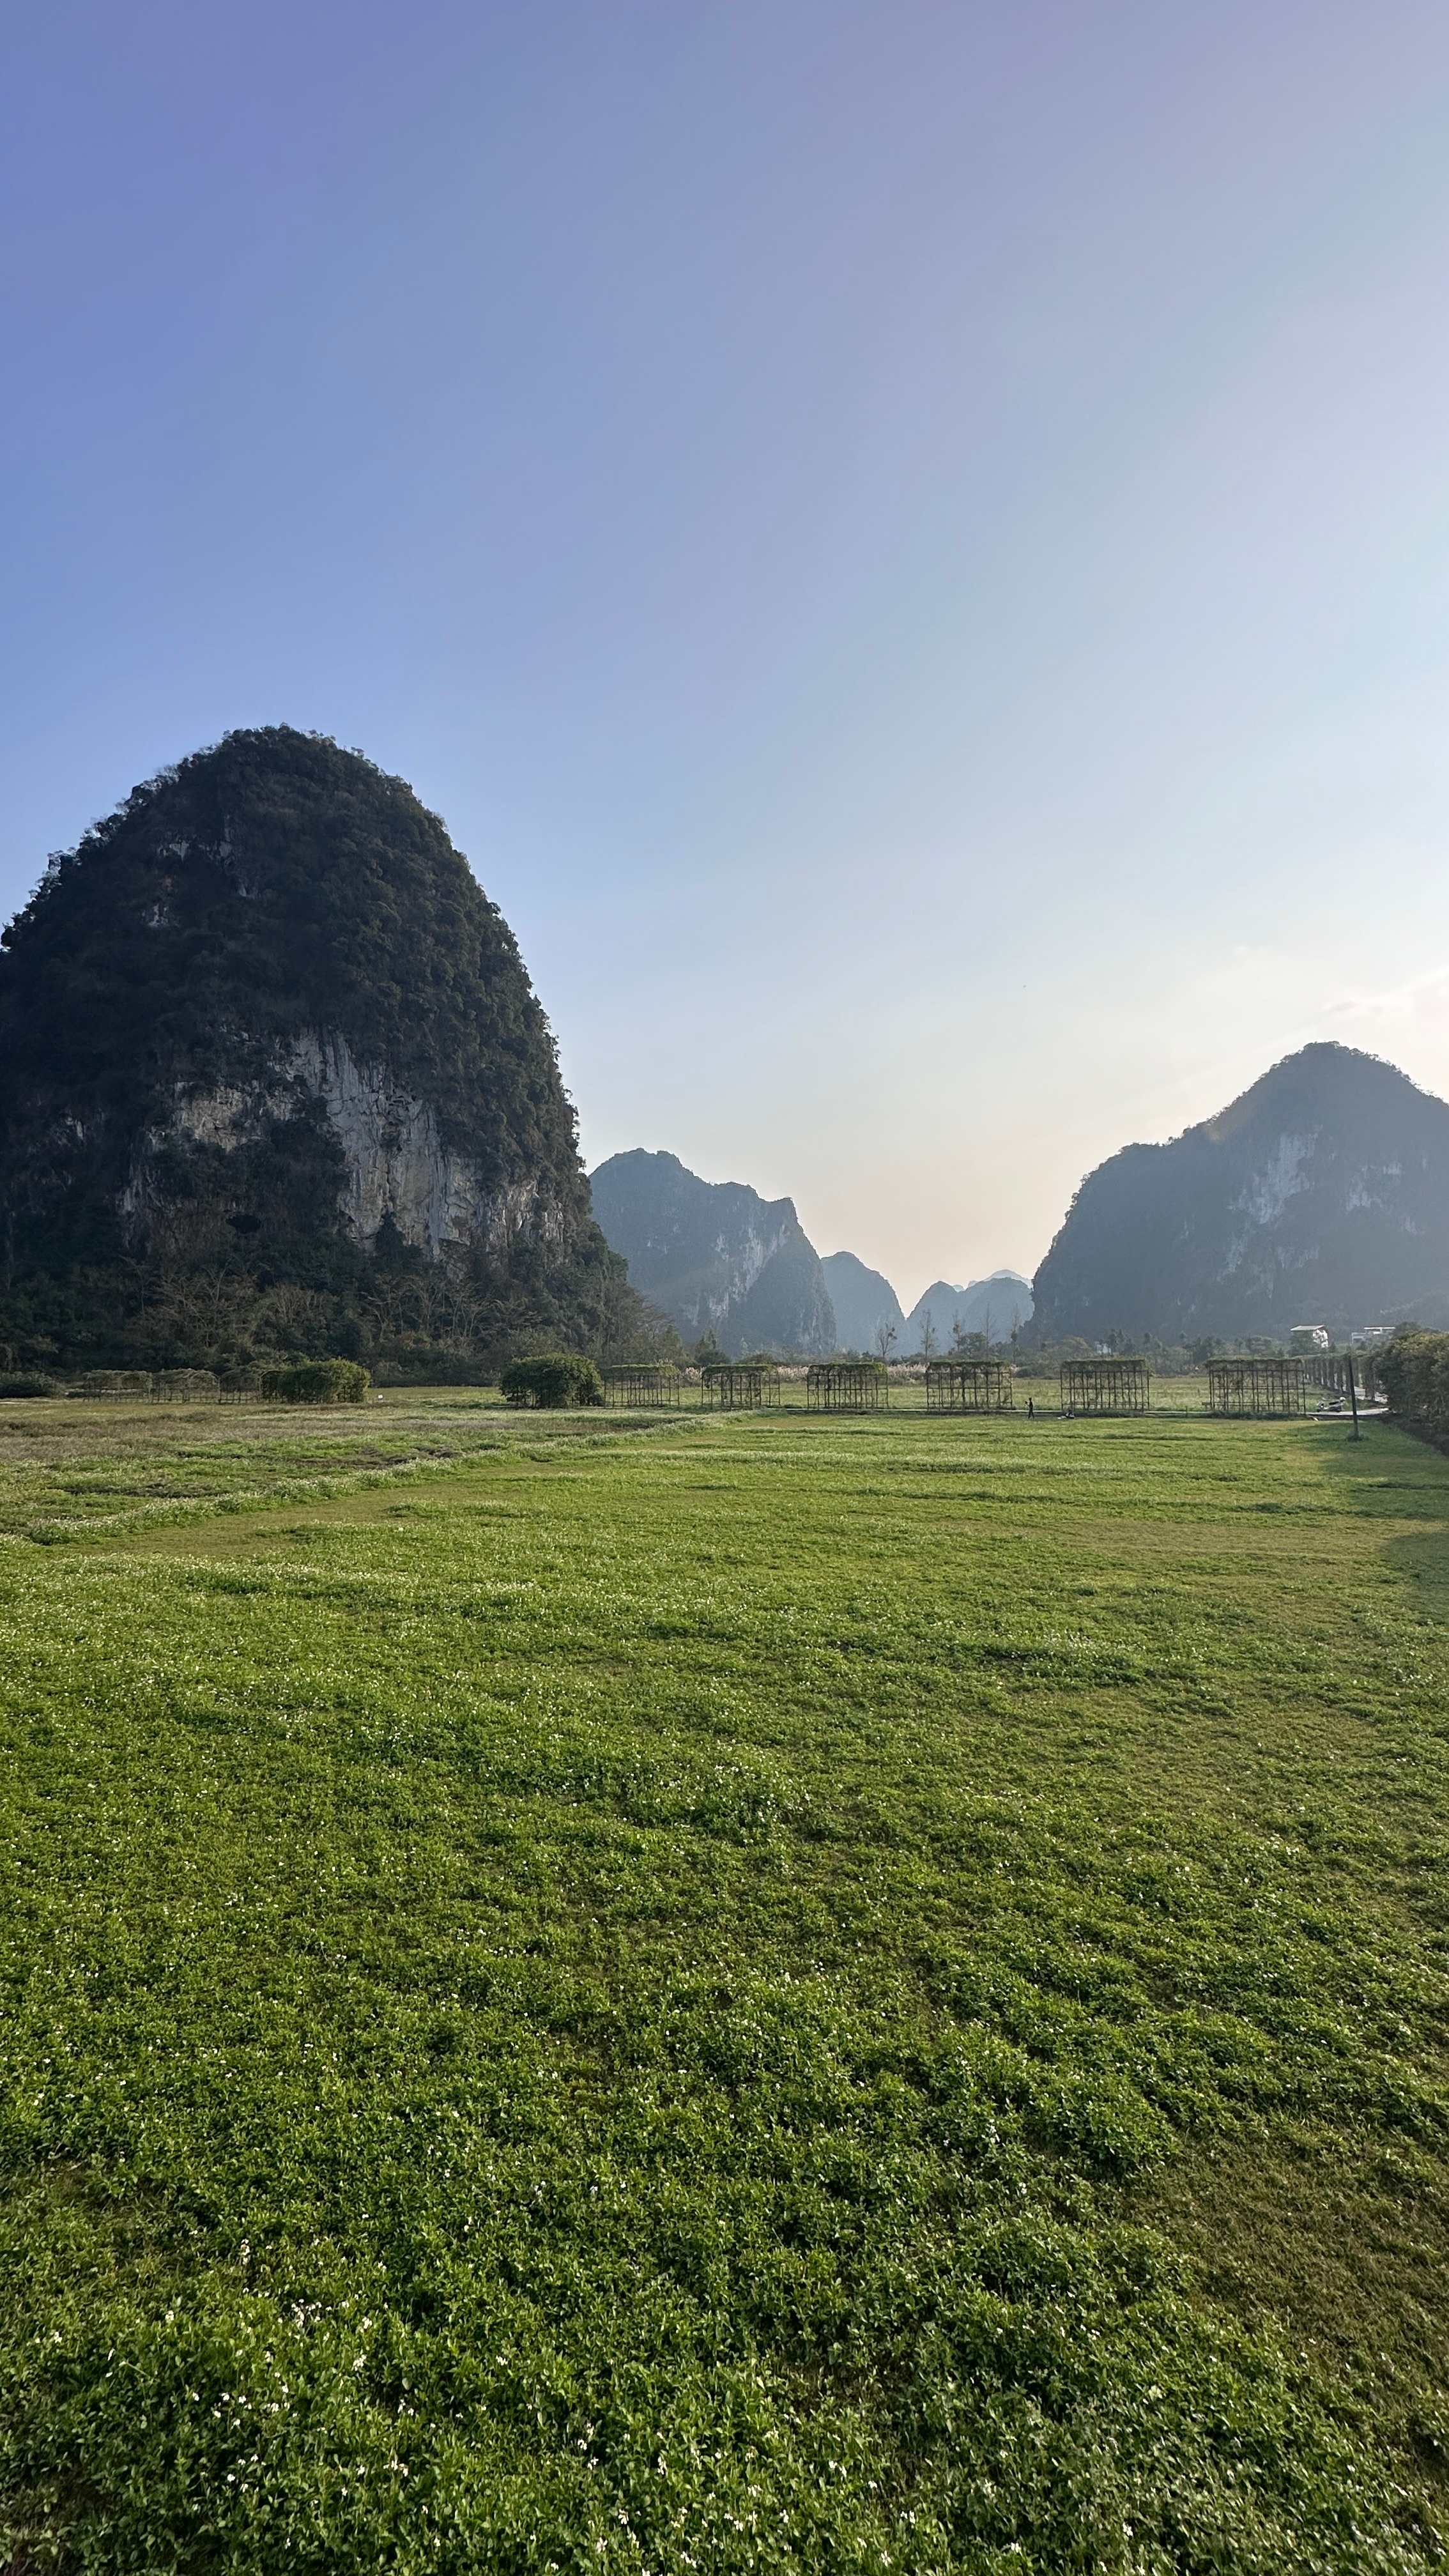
[0,1372,57,1397]
[261,1358,371,1405]
[500,1353,604,1408]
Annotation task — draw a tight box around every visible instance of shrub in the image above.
[1376,1327,1449,1427]
[261,1359,372,1405]
[0,1371,57,1397]
[501,1353,604,1409]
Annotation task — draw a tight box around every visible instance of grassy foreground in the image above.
[1,1393,1447,2571]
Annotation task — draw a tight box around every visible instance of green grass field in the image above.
[1,1388,1447,2572]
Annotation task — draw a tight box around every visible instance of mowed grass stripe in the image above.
[0,1402,1446,2569]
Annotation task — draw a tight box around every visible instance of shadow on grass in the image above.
[1314,1420,1449,1612]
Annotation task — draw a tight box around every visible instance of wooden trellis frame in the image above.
[700,1365,779,1411]
[806,1361,889,1413]
[603,1366,682,1408]
[925,1360,1013,1414]
[79,1370,154,1400]
[1301,1351,1379,1404]
[1207,1358,1306,1418]
[1060,1360,1151,1417]
[153,1368,221,1403]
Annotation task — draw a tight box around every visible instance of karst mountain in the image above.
[590,1149,838,1355]
[0,728,634,1370]
[1031,1043,1449,1344]
[818,1250,905,1352]
[905,1273,1033,1351]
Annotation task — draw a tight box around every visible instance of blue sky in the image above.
[6,1,1449,1306]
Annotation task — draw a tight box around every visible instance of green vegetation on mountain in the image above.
[0,1388,1445,2567]
[0,729,656,1375]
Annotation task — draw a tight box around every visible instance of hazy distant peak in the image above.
[819,1250,904,1349]
[1032,1043,1449,1341]
[905,1272,1034,1347]
[590,1147,833,1354]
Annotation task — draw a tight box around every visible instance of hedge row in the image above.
[1,1364,373,1406]
[260,1360,372,1405]
[1375,1329,1449,1430]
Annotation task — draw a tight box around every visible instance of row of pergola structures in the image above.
[77,1368,260,1404]
[43,1353,1370,1419]
[1299,1351,1381,1405]
[602,1362,895,1412]
[601,1354,1360,1420]
[607,1360,1134,1416]
[601,1363,786,1411]
[1058,1358,1312,1418]
[1052,1356,1361,1418]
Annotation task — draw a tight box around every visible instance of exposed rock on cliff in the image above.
[0,727,625,1367]
[819,1251,905,1352]
[590,1149,837,1355]
[120,1029,552,1264]
[1031,1043,1449,1343]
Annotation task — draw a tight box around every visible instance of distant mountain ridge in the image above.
[905,1273,1033,1352]
[590,1150,836,1354]
[1031,1043,1449,1342]
[820,1251,904,1353]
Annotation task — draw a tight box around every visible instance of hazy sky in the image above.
[6,2,1449,1307]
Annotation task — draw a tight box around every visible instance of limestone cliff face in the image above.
[123,1029,563,1260]
[1031,1045,1449,1343]
[590,1149,837,1354]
